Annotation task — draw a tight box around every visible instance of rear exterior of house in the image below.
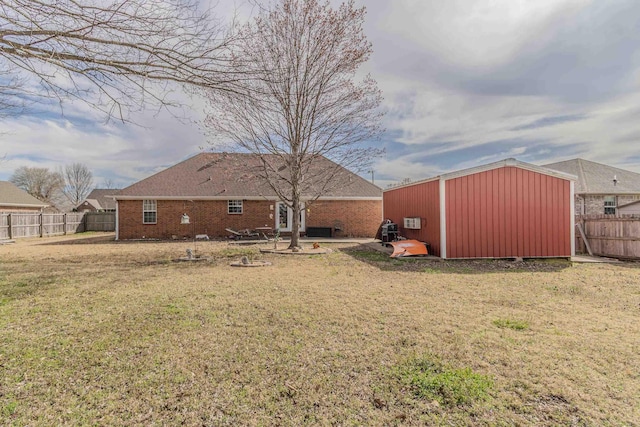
[383,159,575,259]
[116,198,381,239]
[115,153,382,240]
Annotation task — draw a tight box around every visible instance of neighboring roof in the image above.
[385,158,576,192]
[543,158,640,194]
[618,199,640,209]
[116,153,382,200]
[0,181,49,208]
[78,189,119,210]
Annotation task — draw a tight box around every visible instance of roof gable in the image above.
[79,189,120,210]
[543,158,640,194]
[117,153,381,200]
[385,158,575,192]
[441,158,576,181]
[0,181,49,208]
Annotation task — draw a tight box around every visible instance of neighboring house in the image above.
[0,181,49,212]
[114,153,382,240]
[383,159,576,259]
[543,158,640,216]
[618,200,640,215]
[76,189,120,212]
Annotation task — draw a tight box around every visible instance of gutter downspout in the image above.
[439,178,447,259]
[115,200,119,241]
[570,181,575,257]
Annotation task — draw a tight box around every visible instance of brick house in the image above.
[76,189,119,212]
[0,181,49,212]
[114,153,382,240]
[543,159,640,216]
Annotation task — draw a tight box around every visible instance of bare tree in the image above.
[10,166,64,204]
[0,67,26,118]
[0,0,241,121]
[101,178,117,190]
[205,0,383,248]
[62,163,93,206]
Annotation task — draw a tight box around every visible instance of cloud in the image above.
[362,0,640,181]
[510,114,588,131]
[0,104,208,187]
[3,0,640,195]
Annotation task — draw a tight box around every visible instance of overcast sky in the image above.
[1,0,639,189]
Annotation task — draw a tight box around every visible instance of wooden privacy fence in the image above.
[575,214,640,259]
[84,212,116,232]
[0,212,115,240]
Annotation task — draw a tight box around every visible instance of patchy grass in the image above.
[493,318,530,330]
[0,234,638,425]
[216,246,262,258]
[398,354,494,406]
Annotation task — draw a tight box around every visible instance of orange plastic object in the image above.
[389,240,428,258]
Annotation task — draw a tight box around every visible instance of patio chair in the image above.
[225,227,260,240]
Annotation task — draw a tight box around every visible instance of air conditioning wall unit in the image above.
[403,217,421,229]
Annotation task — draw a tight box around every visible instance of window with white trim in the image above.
[228,200,243,214]
[143,200,157,224]
[604,196,616,215]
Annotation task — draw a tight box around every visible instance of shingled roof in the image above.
[117,153,381,199]
[78,189,119,211]
[0,181,49,208]
[543,159,640,194]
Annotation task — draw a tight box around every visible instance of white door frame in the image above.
[275,201,305,232]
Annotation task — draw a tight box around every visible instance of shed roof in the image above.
[385,158,576,192]
[0,181,49,208]
[117,152,381,200]
[542,158,640,194]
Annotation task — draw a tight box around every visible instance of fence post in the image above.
[7,213,12,239]
[63,213,67,235]
[39,212,43,237]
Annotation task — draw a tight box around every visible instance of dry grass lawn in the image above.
[1,233,639,426]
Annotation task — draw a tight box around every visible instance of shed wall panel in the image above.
[383,180,441,256]
[445,167,571,258]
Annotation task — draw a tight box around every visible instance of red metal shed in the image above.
[383,159,576,259]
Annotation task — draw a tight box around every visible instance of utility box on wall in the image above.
[384,158,576,259]
[403,217,421,229]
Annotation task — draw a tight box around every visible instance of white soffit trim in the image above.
[382,159,577,194]
[315,196,382,201]
[441,158,577,182]
[113,196,381,201]
[115,196,279,201]
[383,176,440,193]
[0,202,49,208]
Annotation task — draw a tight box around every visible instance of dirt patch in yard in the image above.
[1,233,639,425]
[342,244,573,273]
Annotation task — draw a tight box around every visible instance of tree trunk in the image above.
[289,196,301,249]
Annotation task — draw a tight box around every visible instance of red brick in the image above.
[117,199,381,240]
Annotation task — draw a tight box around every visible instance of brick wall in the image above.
[306,200,382,237]
[117,199,382,240]
[578,195,640,215]
[76,201,98,212]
